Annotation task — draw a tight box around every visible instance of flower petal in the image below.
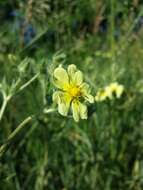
[52,91,63,103]
[81,83,90,93]
[105,86,113,99]
[81,83,94,103]
[73,71,83,86]
[95,90,108,102]
[71,101,88,122]
[71,100,80,122]
[79,102,87,119]
[53,91,71,116]
[84,94,94,103]
[58,102,69,116]
[68,65,83,86]
[116,85,124,98]
[53,67,69,89]
[53,79,67,90]
[68,64,77,76]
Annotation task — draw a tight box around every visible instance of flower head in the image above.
[52,64,94,122]
[95,82,124,102]
[95,89,108,102]
[106,82,124,99]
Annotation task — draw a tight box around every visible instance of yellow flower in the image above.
[95,82,124,102]
[52,64,94,122]
[106,82,124,99]
[95,89,108,102]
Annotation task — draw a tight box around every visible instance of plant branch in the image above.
[0,116,32,158]
[0,107,56,158]
[0,73,39,122]
[0,96,11,122]
[18,72,40,92]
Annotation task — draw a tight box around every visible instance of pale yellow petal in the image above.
[58,93,71,116]
[81,83,90,94]
[105,82,124,99]
[95,90,108,102]
[71,101,88,121]
[80,82,94,103]
[54,67,69,84]
[68,64,77,76]
[71,101,80,122]
[73,71,83,86]
[58,103,69,116]
[105,86,113,99]
[79,103,87,119]
[53,91,71,116]
[84,94,94,103]
[116,85,124,98]
[110,82,118,90]
[52,91,63,103]
[53,78,69,90]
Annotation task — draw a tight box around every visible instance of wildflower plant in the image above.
[1,1,143,189]
[52,64,94,122]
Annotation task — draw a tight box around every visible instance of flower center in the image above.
[68,86,81,98]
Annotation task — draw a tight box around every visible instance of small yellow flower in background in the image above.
[106,82,124,99]
[52,64,94,122]
[95,89,108,102]
[95,82,124,102]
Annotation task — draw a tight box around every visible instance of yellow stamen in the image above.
[68,86,82,98]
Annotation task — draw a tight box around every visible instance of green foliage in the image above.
[0,0,143,189]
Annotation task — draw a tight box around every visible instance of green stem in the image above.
[0,116,32,158]
[19,73,40,92]
[0,96,11,122]
[8,116,32,140]
[0,73,39,122]
[0,108,56,158]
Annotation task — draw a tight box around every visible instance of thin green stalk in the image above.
[18,72,40,92]
[8,116,32,140]
[13,122,37,156]
[0,108,56,158]
[0,116,32,158]
[0,99,8,122]
[21,28,49,54]
[0,96,11,122]
[0,73,39,122]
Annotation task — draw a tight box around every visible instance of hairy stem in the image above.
[0,116,32,158]
[0,96,11,122]
[19,73,40,92]
[0,107,56,158]
[0,73,39,122]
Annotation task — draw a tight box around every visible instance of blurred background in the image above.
[0,0,143,189]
